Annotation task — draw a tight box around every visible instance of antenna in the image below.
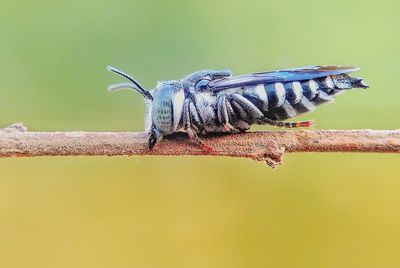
[106,66,153,101]
[107,82,139,93]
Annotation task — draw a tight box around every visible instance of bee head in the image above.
[146,81,184,134]
[106,66,184,135]
[182,69,232,90]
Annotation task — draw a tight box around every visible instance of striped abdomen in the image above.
[242,74,368,120]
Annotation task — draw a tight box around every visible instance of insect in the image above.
[107,65,368,151]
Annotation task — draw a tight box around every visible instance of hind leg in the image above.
[256,117,313,128]
[227,94,313,129]
[216,95,241,133]
[228,94,264,123]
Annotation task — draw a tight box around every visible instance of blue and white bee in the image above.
[107,65,368,151]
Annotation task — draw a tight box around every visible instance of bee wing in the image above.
[208,66,360,90]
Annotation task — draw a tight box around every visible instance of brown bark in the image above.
[1,123,399,167]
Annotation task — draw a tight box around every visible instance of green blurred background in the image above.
[1,0,400,267]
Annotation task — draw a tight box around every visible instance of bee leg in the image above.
[228,94,313,129]
[224,123,241,133]
[186,128,212,153]
[148,125,163,150]
[183,98,212,153]
[257,117,314,128]
[228,94,264,123]
[217,95,241,133]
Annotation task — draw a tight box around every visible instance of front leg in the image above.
[148,125,163,150]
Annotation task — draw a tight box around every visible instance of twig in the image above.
[1,123,399,167]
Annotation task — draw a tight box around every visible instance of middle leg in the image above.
[216,94,241,133]
[182,98,212,153]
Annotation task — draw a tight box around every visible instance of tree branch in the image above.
[1,123,399,167]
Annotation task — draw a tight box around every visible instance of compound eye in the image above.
[195,79,210,90]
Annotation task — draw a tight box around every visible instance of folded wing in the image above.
[208,66,360,91]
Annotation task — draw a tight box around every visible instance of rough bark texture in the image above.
[1,123,399,167]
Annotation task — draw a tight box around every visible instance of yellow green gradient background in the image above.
[1,0,400,267]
